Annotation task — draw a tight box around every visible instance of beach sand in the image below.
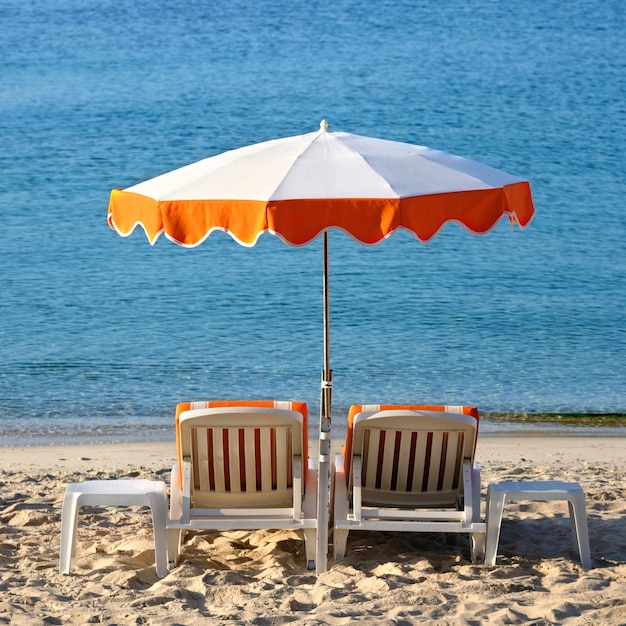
[1,435,625,625]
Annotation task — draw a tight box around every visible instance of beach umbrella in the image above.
[107,120,535,572]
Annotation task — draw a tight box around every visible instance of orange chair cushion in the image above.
[343,404,479,478]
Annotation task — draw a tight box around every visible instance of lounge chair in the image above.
[167,400,317,570]
[332,404,486,562]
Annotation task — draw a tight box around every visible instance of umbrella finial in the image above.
[320,119,328,132]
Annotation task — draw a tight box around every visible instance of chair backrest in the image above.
[175,400,308,507]
[345,404,480,507]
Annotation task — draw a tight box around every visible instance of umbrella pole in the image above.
[317,231,332,574]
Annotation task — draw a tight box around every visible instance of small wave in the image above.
[2,412,626,447]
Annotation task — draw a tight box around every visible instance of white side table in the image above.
[485,480,591,569]
[59,480,168,577]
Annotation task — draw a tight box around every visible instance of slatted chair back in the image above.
[347,405,479,508]
[176,401,308,508]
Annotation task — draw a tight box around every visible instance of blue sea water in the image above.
[1,0,625,445]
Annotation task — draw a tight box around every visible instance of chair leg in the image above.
[59,491,80,574]
[471,531,486,564]
[147,489,168,578]
[484,489,506,566]
[303,528,316,570]
[333,529,349,560]
[567,501,579,552]
[332,455,350,560]
[166,529,185,568]
[568,496,592,569]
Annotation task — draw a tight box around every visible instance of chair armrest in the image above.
[353,455,362,521]
[293,455,302,521]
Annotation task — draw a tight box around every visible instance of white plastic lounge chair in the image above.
[167,400,318,570]
[332,404,486,563]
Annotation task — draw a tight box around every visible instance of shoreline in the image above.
[2,432,626,472]
[2,413,626,450]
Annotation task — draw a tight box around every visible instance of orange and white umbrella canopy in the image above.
[107,120,534,248]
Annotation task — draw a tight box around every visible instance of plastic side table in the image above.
[59,480,168,577]
[485,480,591,569]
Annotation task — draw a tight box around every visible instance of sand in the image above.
[1,435,625,625]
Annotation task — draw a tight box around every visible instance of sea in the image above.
[1,0,625,446]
